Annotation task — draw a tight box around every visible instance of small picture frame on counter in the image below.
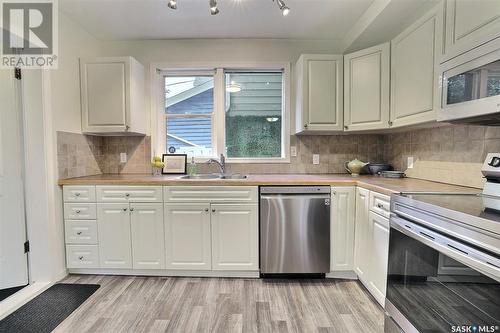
[162,154,187,174]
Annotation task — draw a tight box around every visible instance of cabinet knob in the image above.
[304,124,308,129]
[123,208,128,212]
[76,231,82,235]
[75,210,81,214]
[125,193,130,197]
[75,192,81,197]
[377,203,384,209]
[344,126,348,130]
[78,256,84,260]
[204,208,209,212]
[388,121,393,126]
[130,208,134,212]
[212,209,216,213]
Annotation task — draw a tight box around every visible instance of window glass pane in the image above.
[165,75,214,157]
[225,72,283,158]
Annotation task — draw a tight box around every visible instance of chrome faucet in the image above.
[206,154,226,174]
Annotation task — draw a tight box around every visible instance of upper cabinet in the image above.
[295,54,343,134]
[390,4,443,128]
[80,57,145,135]
[344,43,390,131]
[443,0,500,63]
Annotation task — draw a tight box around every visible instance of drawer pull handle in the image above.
[75,193,81,197]
[76,231,82,235]
[75,210,81,214]
[78,256,84,260]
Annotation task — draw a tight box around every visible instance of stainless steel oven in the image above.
[438,38,500,125]
[386,190,500,333]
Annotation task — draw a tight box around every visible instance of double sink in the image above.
[180,174,248,180]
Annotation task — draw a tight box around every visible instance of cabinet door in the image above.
[444,0,500,62]
[296,54,343,132]
[210,204,258,271]
[353,188,370,281]
[80,58,128,133]
[390,5,442,127]
[367,211,389,307]
[330,187,355,272]
[164,204,211,270]
[130,203,165,270]
[96,203,132,268]
[344,43,390,131]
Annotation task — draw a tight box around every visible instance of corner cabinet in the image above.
[80,57,145,135]
[390,4,443,128]
[344,43,390,131]
[295,54,343,134]
[443,0,500,62]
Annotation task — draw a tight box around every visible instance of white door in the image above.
[344,43,390,131]
[164,204,211,270]
[367,211,390,307]
[0,69,29,290]
[353,188,370,281]
[130,203,165,269]
[97,203,132,268]
[330,187,355,272]
[210,204,258,271]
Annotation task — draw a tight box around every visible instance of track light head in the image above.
[209,0,219,15]
[276,0,290,16]
[167,0,177,10]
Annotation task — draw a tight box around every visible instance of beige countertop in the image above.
[58,174,480,196]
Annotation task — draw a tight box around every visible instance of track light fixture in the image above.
[209,0,219,15]
[167,0,177,10]
[166,0,290,16]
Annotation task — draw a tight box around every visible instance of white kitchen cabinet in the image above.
[353,187,370,280]
[164,204,212,270]
[295,54,343,133]
[443,0,500,62]
[390,4,442,127]
[80,57,145,135]
[210,204,259,271]
[97,203,133,269]
[330,187,355,272]
[130,203,165,270]
[344,43,390,131]
[367,211,390,306]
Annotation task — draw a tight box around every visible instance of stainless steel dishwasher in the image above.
[260,186,331,274]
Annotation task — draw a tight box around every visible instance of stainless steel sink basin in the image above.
[180,174,221,179]
[221,174,248,179]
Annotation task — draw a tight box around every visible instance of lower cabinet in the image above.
[353,189,390,307]
[97,203,133,269]
[130,203,165,269]
[164,203,212,270]
[211,204,258,271]
[330,187,356,272]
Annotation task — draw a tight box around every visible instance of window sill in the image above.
[191,157,290,164]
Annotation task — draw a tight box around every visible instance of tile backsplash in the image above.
[57,124,500,189]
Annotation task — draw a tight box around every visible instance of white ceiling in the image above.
[60,0,376,40]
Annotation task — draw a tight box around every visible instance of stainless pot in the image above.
[366,163,393,175]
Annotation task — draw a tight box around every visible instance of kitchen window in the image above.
[161,66,289,162]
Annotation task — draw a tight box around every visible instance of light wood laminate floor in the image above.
[55,275,384,333]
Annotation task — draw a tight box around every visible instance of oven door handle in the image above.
[390,216,500,281]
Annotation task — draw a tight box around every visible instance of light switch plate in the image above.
[313,154,320,165]
[407,156,414,169]
[120,152,127,163]
[290,146,297,157]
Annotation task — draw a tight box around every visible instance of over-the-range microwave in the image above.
[438,38,500,125]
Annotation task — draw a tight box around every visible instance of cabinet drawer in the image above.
[65,220,98,244]
[64,203,97,220]
[66,245,99,268]
[164,186,258,203]
[369,191,390,218]
[96,186,163,203]
[63,186,96,202]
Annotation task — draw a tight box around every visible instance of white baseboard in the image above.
[68,268,260,278]
[326,271,358,280]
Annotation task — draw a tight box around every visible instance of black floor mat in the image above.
[0,285,28,302]
[0,283,100,333]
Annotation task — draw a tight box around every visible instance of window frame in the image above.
[153,62,290,164]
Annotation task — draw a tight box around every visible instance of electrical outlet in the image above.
[407,156,414,169]
[120,152,127,163]
[313,154,320,165]
[290,146,297,157]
